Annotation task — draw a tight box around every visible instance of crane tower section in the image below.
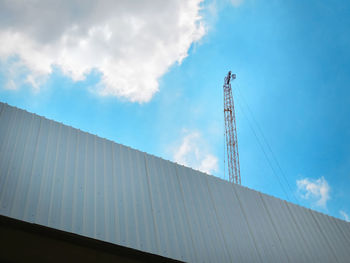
[223,71,241,184]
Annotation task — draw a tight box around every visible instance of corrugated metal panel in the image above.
[259,194,310,262]
[144,154,195,262]
[206,175,261,262]
[310,210,349,262]
[336,218,350,244]
[233,184,288,262]
[1,101,350,262]
[176,165,230,263]
[285,202,337,262]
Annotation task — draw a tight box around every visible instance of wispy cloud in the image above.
[0,0,205,103]
[230,0,244,7]
[296,176,330,208]
[173,130,218,174]
[340,210,349,222]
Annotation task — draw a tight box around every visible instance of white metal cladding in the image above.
[0,101,350,263]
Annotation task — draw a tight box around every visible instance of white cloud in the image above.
[340,210,349,222]
[0,0,205,102]
[173,130,218,174]
[230,0,244,7]
[296,176,330,208]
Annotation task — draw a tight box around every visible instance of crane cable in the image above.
[234,83,299,204]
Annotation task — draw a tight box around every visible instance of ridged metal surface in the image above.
[0,102,349,262]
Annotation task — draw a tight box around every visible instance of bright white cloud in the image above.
[0,0,205,102]
[173,130,218,174]
[296,176,330,208]
[340,210,349,222]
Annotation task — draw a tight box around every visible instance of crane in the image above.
[223,71,241,184]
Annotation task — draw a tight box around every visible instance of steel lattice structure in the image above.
[223,71,241,184]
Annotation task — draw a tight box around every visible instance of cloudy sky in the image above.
[0,0,349,221]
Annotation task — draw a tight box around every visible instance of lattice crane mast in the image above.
[223,71,241,184]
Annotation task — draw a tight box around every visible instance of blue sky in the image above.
[0,0,349,221]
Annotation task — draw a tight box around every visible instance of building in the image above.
[0,101,349,262]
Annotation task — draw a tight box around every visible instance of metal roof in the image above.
[0,101,349,262]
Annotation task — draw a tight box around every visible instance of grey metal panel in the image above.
[71,130,88,236]
[0,107,27,216]
[260,194,312,262]
[310,210,350,262]
[49,121,69,230]
[0,102,4,116]
[111,144,159,253]
[60,126,78,232]
[0,105,19,206]
[83,128,95,237]
[1,101,350,263]
[206,175,261,262]
[23,114,46,224]
[94,135,107,240]
[285,202,336,262]
[176,165,230,263]
[144,154,195,262]
[233,185,288,262]
[36,119,60,227]
[334,218,350,244]
[8,112,42,222]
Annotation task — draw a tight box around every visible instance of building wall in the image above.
[0,102,349,262]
